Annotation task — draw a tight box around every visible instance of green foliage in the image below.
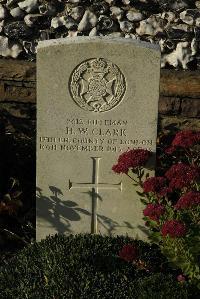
[0,130,35,262]
[113,130,200,288]
[161,237,200,289]
[136,273,189,299]
[0,234,190,299]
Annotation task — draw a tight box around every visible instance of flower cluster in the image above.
[143,203,165,222]
[172,130,200,148]
[112,149,150,174]
[161,220,187,238]
[165,130,200,153]
[142,176,171,197]
[175,191,200,210]
[165,146,176,154]
[119,244,138,262]
[165,163,199,189]
[113,130,200,285]
[0,201,20,216]
[177,274,186,282]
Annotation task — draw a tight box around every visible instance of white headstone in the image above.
[36,37,160,241]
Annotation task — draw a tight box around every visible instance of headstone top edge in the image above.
[37,37,160,52]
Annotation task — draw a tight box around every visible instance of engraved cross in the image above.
[69,157,122,234]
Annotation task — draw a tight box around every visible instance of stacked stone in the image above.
[0,0,199,69]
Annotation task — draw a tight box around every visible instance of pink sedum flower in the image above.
[172,130,200,148]
[175,191,200,210]
[177,274,186,282]
[143,203,165,222]
[119,244,138,262]
[112,149,151,174]
[161,220,187,238]
[143,176,171,197]
[165,163,199,189]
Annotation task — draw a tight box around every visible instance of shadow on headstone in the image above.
[36,186,136,236]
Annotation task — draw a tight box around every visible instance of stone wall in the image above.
[0,0,200,70]
[0,59,199,138]
[0,0,199,135]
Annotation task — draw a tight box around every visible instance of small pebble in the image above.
[10,7,25,19]
[18,0,38,13]
[78,10,97,32]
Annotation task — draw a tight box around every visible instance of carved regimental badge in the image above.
[69,58,126,113]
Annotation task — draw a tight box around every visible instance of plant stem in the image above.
[126,173,139,184]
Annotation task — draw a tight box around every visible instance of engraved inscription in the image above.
[39,118,154,152]
[69,58,126,113]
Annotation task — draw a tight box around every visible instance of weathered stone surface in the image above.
[0,4,7,19]
[51,16,77,30]
[36,37,160,241]
[1,60,200,96]
[39,2,58,16]
[181,98,200,117]
[0,59,35,81]
[0,59,199,121]
[159,115,200,132]
[0,83,35,102]
[18,0,38,13]
[180,9,200,26]
[4,21,33,39]
[196,1,200,9]
[161,40,197,70]
[68,6,85,21]
[0,102,35,119]
[166,25,193,41]
[77,10,97,31]
[126,9,144,22]
[0,36,22,58]
[98,15,117,31]
[136,15,166,36]
[10,7,25,19]
[158,96,181,114]
[24,13,48,28]
[0,0,198,69]
[194,27,200,41]
[0,102,36,136]
[160,70,200,97]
